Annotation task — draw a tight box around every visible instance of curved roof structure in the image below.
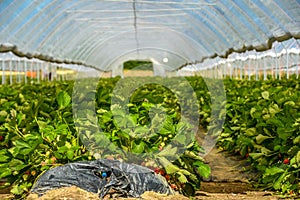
[0,0,300,72]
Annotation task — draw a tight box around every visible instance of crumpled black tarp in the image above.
[31,159,174,198]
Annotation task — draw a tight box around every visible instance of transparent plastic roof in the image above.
[0,0,300,72]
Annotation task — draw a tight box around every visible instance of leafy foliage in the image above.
[218,75,300,196]
[123,60,153,70]
[0,78,210,198]
[0,82,93,198]
[3,74,299,198]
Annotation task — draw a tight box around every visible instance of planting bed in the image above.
[0,75,299,199]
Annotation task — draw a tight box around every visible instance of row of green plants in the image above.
[219,74,300,197]
[0,77,211,199]
[0,75,299,199]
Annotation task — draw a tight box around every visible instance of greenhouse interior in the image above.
[0,1,300,200]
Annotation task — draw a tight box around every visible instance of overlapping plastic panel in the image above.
[0,0,300,72]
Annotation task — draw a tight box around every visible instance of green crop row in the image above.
[0,77,210,199]
[0,75,299,199]
[219,75,300,197]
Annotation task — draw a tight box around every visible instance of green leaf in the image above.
[261,91,269,100]
[266,118,284,128]
[10,185,23,195]
[0,110,8,117]
[284,101,295,107]
[268,103,281,115]
[13,140,30,149]
[250,107,256,118]
[261,147,272,155]
[293,135,300,144]
[174,134,186,144]
[264,167,284,177]
[0,168,11,179]
[256,134,273,144]
[287,146,300,156]
[157,156,180,174]
[249,152,264,159]
[231,126,240,131]
[0,155,10,162]
[132,141,145,154]
[133,126,149,136]
[273,172,286,190]
[66,150,74,160]
[244,127,257,137]
[56,91,71,108]
[57,146,68,153]
[157,146,178,158]
[177,172,188,183]
[37,120,48,131]
[194,161,211,178]
[296,151,300,164]
[277,130,292,141]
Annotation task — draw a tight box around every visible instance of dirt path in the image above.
[197,147,285,200]
[202,146,258,183]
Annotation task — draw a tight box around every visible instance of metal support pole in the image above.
[37,62,40,83]
[30,60,33,84]
[263,57,267,80]
[24,61,27,84]
[17,59,20,83]
[9,60,12,85]
[1,59,5,84]
[296,51,299,79]
[240,60,243,79]
[286,49,289,79]
[248,57,251,80]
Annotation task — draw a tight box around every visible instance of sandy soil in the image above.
[23,184,291,200]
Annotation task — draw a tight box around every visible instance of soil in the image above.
[1,147,297,200]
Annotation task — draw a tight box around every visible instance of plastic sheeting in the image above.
[31,159,174,199]
[0,0,300,72]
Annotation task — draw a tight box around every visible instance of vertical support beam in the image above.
[286,49,289,79]
[48,63,52,81]
[296,51,299,79]
[255,53,258,81]
[263,57,267,80]
[51,63,55,81]
[17,59,20,83]
[30,60,33,84]
[19,60,23,83]
[9,59,12,85]
[222,63,225,78]
[54,65,58,80]
[229,63,233,79]
[37,62,40,83]
[240,60,243,80]
[275,51,279,80]
[248,57,251,80]
[1,59,5,84]
[235,63,238,79]
[24,61,27,84]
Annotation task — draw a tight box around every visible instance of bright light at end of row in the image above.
[162,57,168,63]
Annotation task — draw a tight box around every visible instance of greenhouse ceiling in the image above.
[0,0,300,72]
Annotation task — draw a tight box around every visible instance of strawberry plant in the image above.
[0,82,93,199]
[0,77,212,199]
[218,74,300,196]
[81,77,211,195]
[2,75,299,198]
